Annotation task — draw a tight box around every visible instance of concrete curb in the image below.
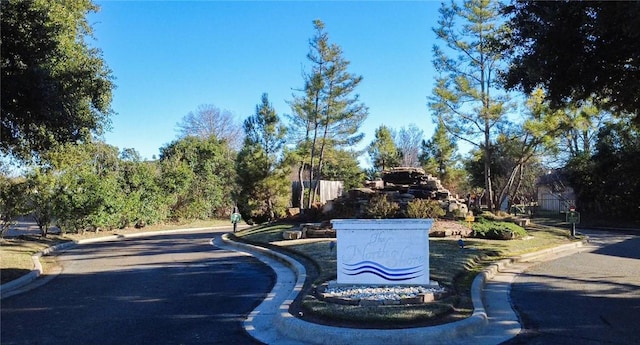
[220,234,489,345]
[483,240,588,279]
[0,225,245,298]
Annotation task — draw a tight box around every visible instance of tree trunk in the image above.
[267,197,274,221]
[297,162,305,210]
[510,164,525,206]
[484,124,494,212]
[307,145,316,209]
[497,164,520,211]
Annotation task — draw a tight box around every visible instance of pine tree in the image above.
[289,19,368,209]
[420,118,457,181]
[236,94,289,222]
[429,0,510,211]
[368,125,401,173]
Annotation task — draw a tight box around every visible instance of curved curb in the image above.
[0,225,244,298]
[220,234,489,345]
[0,241,77,298]
[483,240,588,280]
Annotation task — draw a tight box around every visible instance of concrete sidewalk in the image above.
[217,235,588,345]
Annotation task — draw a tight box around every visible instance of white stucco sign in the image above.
[332,219,433,285]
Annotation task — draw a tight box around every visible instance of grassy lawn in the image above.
[234,219,580,327]
[0,219,232,285]
[0,235,67,284]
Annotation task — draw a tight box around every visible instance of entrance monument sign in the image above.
[332,219,433,285]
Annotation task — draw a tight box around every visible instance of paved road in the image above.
[1,229,275,345]
[504,229,640,345]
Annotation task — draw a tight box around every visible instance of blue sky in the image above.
[90,1,443,164]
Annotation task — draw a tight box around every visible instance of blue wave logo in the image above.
[342,261,424,281]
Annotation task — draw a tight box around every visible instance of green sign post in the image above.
[566,209,580,237]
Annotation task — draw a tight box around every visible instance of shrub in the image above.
[365,194,400,219]
[471,218,527,240]
[406,199,445,219]
[325,199,358,219]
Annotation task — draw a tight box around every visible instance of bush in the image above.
[325,199,358,219]
[406,199,445,219]
[471,218,527,240]
[365,194,400,219]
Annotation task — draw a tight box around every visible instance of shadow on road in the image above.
[1,231,273,345]
[591,236,640,260]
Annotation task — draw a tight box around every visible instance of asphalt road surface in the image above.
[504,229,640,345]
[1,229,275,345]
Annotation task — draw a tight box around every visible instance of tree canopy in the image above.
[396,124,424,168]
[565,120,640,220]
[367,125,400,173]
[236,94,289,223]
[504,1,640,123]
[1,0,114,160]
[160,136,236,220]
[420,118,457,182]
[176,104,243,151]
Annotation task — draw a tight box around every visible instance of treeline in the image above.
[0,86,370,236]
[1,137,236,236]
[565,122,640,221]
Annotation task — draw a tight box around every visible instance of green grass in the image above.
[236,223,296,243]
[0,236,67,284]
[300,296,460,328]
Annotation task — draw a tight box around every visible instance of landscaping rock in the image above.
[360,299,384,306]
[400,295,424,304]
[282,230,302,240]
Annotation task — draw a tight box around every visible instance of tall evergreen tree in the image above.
[368,125,401,173]
[429,0,510,211]
[322,149,366,191]
[236,94,289,222]
[420,118,457,182]
[289,19,368,208]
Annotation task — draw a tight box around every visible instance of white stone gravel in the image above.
[323,285,446,301]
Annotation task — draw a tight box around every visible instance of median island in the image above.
[232,216,578,328]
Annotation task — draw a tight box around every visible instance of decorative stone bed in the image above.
[316,281,449,306]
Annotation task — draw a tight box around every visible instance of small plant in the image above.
[406,199,445,219]
[365,194,400,219]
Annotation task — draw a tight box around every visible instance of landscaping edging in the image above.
[221,233,588,345]
[220,234,490,345]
